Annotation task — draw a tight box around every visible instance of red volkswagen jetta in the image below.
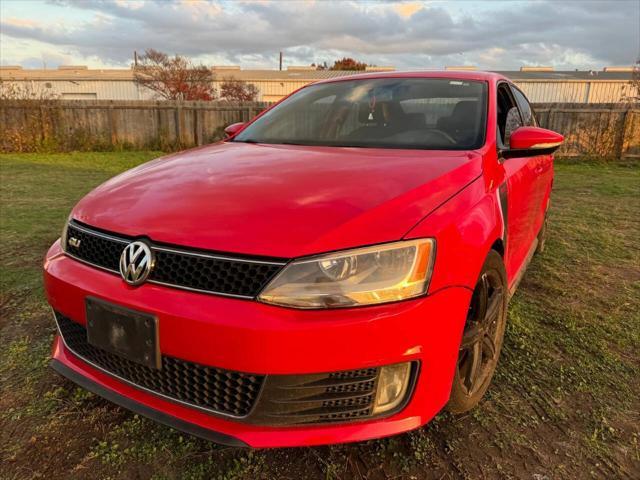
[45,71,563,447]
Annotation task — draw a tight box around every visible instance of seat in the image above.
[437,100,480,145]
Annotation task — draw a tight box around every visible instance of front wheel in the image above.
[536,198,551,255]
[536,210,549,254]
[448,250,508,414]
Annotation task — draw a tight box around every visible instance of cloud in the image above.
[1,0,638,69]
[394,2,423,19]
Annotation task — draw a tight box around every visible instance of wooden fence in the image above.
[534,103,639,159]
[0,100,270,152]
[0,100,638,158]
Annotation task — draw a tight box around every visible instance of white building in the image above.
[0,65,636,103]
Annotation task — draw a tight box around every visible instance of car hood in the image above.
[73,142,482,258]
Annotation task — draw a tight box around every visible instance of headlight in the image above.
[258,239,435,309]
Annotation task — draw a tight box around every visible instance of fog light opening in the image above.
[373,362,411,415]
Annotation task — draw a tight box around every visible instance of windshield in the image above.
[235,78,488,150]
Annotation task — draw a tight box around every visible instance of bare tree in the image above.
[0,80,59,100]
[133,49,216,101]
[219,77,259,101]
[0,80,60,152]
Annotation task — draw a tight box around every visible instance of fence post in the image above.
[108,104,117,146]
[616,107,630,159]
[39,104,46,143]
[175,103,182,146]
[193,107,201,146]
[547,108,555,132]
[155,102,164,149]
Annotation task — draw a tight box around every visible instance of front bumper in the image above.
[45,240,471,447]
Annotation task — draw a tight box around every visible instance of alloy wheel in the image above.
[457,270,505,396]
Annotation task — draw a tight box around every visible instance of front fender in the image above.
[404,176,504,293]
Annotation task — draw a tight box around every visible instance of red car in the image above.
[45,71,563,447]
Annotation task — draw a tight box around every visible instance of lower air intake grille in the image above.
[55,311,416,426]
[55,312,264,417]
[249,367,383,425]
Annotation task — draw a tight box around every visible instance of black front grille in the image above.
[151,249,277,297]
[64,222,284,298]
[55,312,264,417]
[67,223,124,272]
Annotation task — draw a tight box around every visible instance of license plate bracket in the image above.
[85,297,160,369]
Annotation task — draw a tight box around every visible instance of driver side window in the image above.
[497,84,522,148]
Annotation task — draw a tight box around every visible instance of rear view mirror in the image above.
[224,122,246,138]
[502,126,564,159]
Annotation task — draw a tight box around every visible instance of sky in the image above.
[1,0,639,71]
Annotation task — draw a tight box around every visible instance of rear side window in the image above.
[511,87,537,127]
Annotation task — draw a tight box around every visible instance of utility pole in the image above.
[279,51,283,71]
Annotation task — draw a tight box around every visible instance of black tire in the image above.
[448,250,508,414]
[536,198,551,255]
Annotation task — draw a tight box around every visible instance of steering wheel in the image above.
[428,129,457,144]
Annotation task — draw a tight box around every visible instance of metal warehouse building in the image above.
[0,65,635,103]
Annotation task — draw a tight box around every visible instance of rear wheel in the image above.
[448,250,508,414]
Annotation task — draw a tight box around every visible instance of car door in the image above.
[510,85,553,237]
[496,82,539,283]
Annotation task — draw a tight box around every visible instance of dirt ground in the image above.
[1,153,639,479]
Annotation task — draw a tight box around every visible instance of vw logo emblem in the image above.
[119,241,155,286]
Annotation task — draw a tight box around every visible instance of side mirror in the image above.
[502,126,564,159]
[224,122,246,138]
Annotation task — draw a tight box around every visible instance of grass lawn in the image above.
[1,152,638,480]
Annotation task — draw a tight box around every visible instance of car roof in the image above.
[313,70,508,85]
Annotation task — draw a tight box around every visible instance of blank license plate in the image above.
[86,297,160,369]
